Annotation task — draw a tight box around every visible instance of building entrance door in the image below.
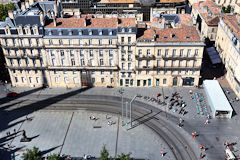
[156,79,159,86]
[81,70,91,86]
[173,77,178,86]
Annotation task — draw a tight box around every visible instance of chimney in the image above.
[54,0,58,16]
[84,17,91,26]
[25,2,29,9]
[53,17,57,27]
[8,10,14,19]
[78,10,81,18]
[237,14,240,24]
[21,2,26,11]
[40,11,44,26]
[84,17,87,26]
[170,32,172,38]
[161,18,165,28]
[29,0,34,6]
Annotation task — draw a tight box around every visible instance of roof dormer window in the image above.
[17,26,23,35]
[5,28,9,35]
[59,30,62,35]
[129,28,132,32]
[79,30,82,35]
[89,30,92,35]
[121,28,124,32]
[109,30,112,35]
[49,30,52,35]
[25,27,30,35]
[99,30,102,35]
[69,30,72,35]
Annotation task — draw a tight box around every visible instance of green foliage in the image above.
[47,153,61,160]
[118,153,130,160]
[0,3,15,21]
[21,147,42,160]
[100,144,109,160]
[222,5,231,13]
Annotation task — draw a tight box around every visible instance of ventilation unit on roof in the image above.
[186,36,190,39]
[164,36,168,39]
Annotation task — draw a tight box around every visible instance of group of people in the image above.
[89,116,96,120]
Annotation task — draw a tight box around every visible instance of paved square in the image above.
[0,110,175,160]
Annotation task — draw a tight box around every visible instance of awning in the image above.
[206,47,222,64]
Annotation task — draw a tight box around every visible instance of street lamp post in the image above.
[126,101,128,125]
[130,95,138,128]
[119,88,124,125]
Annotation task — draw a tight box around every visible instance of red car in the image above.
[6,92,18,98]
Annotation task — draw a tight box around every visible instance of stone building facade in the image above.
[215,14,240,98]
[0,2,204,88]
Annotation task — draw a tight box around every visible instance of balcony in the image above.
[6,65,47,70]
[135,55,156,60]
[48,65,119,70]
[117,42,136,46]
[27,54,40,58]
[5,54,26,58]
[46,43,117,49]
[135,66,154,70]
[161,55,196,60]
[4,45,43,49]
[153,65,200,70]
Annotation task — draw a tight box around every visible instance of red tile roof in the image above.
[178,14,193,25]
[222,15,240,38]
[45,17,136,28]
[137,28,155,40]
[193,0,221,26]
[137,25,201,42]
[118,18,136,27]
[158,0,185,3]
[155,26,201,42]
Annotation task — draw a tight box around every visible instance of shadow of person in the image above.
[28,135,39,141]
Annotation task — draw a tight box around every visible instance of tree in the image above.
[118,153,130,160]
[100,144,109,160]
[226,5,231,13]
[21,146,42,160]
[47,153,61,160]
[0,3,15,21]
[222,5,231,13]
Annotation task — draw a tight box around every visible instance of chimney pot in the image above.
[54,17,57,27]
[8,10,14,19]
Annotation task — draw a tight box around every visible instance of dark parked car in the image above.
[107,85,113,88]
[6,92,18,98]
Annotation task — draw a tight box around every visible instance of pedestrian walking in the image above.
[192,132,195,138]
[92,116,96,120]
[224,141,229,148]
[194,131,197,137]
[160,151,164,157]
[179,118,183,123]
[205,119,209,124]
[199,145,203,150]
[207,114,210,119]
[200,152,204,159]
[178,122,182,128]
[202,146,206,151]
